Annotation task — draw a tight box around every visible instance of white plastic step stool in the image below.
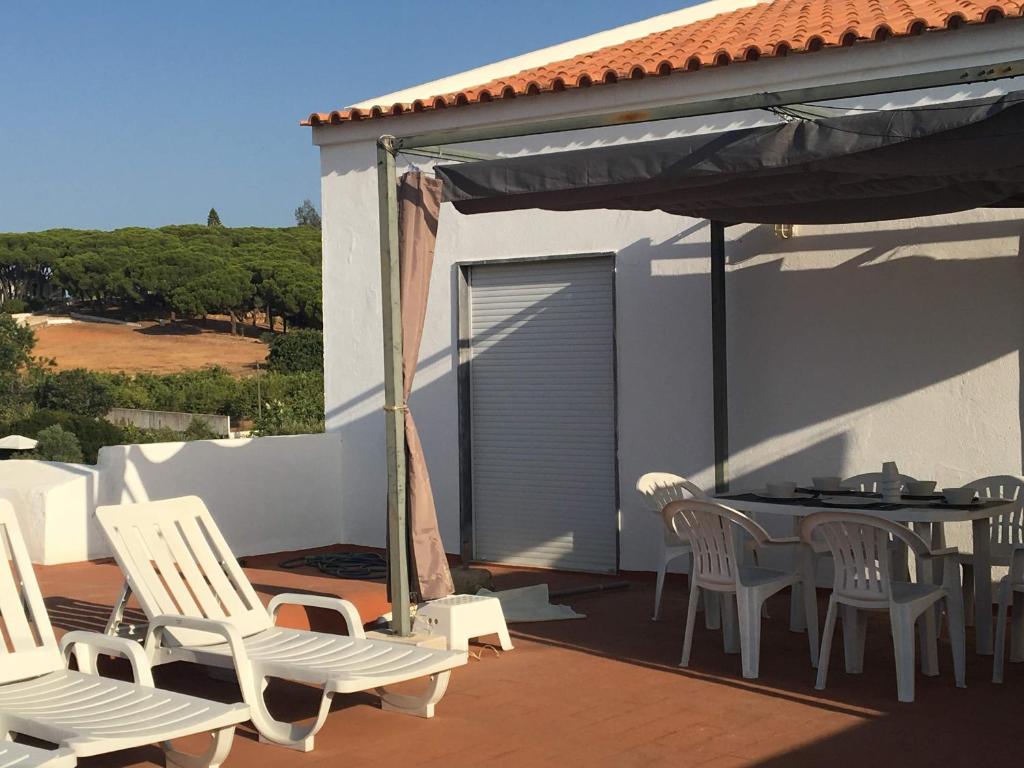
[414,594,514,651]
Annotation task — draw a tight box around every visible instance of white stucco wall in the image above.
[0,461,103,564]
[96,433,344,558]
[0,433,344,564]
[315,23,1024,572]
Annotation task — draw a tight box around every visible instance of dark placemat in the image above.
[720,492,902,512]
[720,492,1007,513]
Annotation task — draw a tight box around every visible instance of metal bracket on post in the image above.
[376,135,412,636]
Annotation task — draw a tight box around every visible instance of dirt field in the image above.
[33,319,268,375]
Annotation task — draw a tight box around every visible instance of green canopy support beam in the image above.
[710,221,729,494]
[376,135,411,636]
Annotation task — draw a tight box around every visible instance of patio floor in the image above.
[31,549,1024,767]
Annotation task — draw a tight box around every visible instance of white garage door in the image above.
[468,256,618,573]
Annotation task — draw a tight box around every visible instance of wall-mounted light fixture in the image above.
[773,223,796,239]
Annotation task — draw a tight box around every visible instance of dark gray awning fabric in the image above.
[438,92,1024,224]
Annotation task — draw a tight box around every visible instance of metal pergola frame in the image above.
[375,55,1024,635]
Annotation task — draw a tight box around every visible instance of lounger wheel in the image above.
[163,726,236,768]
[376,670,451,718]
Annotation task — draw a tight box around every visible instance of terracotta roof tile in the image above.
[302,0,1023,126]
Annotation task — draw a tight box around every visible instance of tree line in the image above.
[0,224,323,333]
[0,315,325,462]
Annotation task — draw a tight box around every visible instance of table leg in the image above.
[915,548,939,676]
[973,517,993,655]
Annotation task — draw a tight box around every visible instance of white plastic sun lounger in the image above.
[0,501,248,768]
[96,496,468,752]
[0,741,73,768]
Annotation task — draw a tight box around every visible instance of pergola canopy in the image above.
[438,92,1024,224]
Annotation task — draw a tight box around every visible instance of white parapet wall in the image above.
[0,461,104,564]
[0,433,344,564]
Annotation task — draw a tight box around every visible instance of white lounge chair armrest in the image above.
[145,614,251,671]
[761,536,802,547]
[267,593,366,638]
[60,630,155,687]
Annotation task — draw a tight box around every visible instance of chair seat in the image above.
[0,741,73,768]
[890,581,944,605]
[0,670,248,758]
[737,565,796,589]
[181,627,467,694]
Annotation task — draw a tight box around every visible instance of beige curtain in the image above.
[395,171,454,601]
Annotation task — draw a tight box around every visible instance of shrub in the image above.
[22,424,83,463]
[267,329,323,373]
[183,417,220,440]
[251,399,325,436]
[35,368,115,417]
[0,298,28,314]
[5,409,124,464]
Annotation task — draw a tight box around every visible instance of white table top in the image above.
[716,490,1014,524]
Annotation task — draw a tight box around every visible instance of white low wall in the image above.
[0,461,103,564]
[0,433,344,564]
[97,433,344,559]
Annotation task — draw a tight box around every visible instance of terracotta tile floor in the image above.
[28,551,1024,767]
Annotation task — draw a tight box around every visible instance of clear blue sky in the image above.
[0,1,691,232]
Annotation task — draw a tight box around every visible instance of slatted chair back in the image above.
[801,512,930,605]
[662,500,768,588]
[96,496,272,647]
[842,473,917,493]
[637,473,705,545]
[0,501,63,684]
[964,475,1024,552]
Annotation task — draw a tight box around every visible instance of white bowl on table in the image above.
[812,476,843,492]
[905,480,937,496]
[766,481,797,498]
[942,487,977,505]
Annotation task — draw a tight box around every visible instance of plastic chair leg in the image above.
[993,579,1011,683]
[653,562,668,621]
[891,608,917,703]
[945,592,966,689]
[680,579,700,667]
[815,596,839,691]
[736,589,763,679]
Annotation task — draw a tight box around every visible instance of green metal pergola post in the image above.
[376,135,411,636]
[710,221,729,494]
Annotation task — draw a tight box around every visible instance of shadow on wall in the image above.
[96,433,344,559]
[325,211,1024,570]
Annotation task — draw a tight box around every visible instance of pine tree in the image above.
[294,200,321,229]
[207,208,223,227]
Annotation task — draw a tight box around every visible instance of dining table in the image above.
[715,487,1013,656]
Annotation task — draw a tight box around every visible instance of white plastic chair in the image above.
[955,476,1024,627]
[662,499,818,679]
[843,472,922,580]
[992,543,1024,682]
[97,496,467,752]
[0,501,247,768]
[841,472,918,494]
[802,512,966,703]
[636,473,704,621]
